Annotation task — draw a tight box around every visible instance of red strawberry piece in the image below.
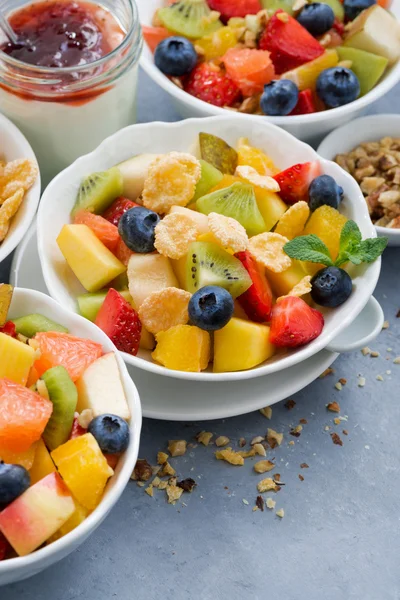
[332,18,345,36]
[274,161,322,205]
[103,197,140,227]
[69,415,86,439]
[184,63,241,108]
[208,0,262,21]
[0,533,9,561]
[259,10,324,74]
[95,289,142,356]
[0,321,17,337]
[290,89,317,115]
[235,251,273,322]
[269,296,324,348]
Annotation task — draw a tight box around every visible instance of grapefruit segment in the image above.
[73,210,120,252]
[223,48,275,96]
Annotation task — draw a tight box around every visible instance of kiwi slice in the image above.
[78,289,132,322]
[199,133,238,175]
[193,160,224,201]
[197,182,266,236]
[158,0,223,39]
[41,366,78,451]
[186,241,252,298]
[12,314,68,338]
[71,167,123,218]
[261,0,294,15]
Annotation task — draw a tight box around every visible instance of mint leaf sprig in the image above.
[284,220,388,268]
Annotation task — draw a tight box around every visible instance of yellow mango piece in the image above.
[0,443,37,470]
[0,333,35,385]
[29,438,56,485]
[237,138,280,176]
[266,260,308,297]
[171,255,188,289]
[57,224,125,292]
[196,26,239,60]
[48,502,90,544]
[51,433,113,510]
[303,206,348,274]
[214,318,275,372]
[283,50,338,91]
[152,325,210,372]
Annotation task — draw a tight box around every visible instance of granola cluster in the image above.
[335,137,400,228]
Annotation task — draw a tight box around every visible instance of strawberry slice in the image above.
[69,415,86,440]
[259,10,324,74]
[184,62,241,108]
[269,296,324,348]
[103,197,140,227]
[235,251,273,322]
[208,0,262,21]
[95,289,142,356]
[142,25,172,53]
[290,89,317,115]
[274,161,322,205]
[0,321,17,338]
[332,18,345,36]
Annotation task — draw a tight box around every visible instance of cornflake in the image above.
[166,484,184,505]
[0,188,24,242]
[257,478,279,493]
[208,212,248,253]
[248,233,292,273]
[155,213,199,259]
[215,436,230,447]
[215,447,245,466]
[260,406,272,419]
[0,158,38,202]
[196,431,213,446]
[168,440,187,457]
[267,428,284,447]
[157,451,169,465]
[159,462,176,477]
[145,485,154,497]
[254,460,275,474]
[275,201,310,240]
[142,152,201,214]
[235,165,280,192]
[139,287,191,334]
[277,275,312,302]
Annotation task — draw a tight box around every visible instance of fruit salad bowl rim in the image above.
[0,288,142,585]
[0,112,41,266]
[37,115,381,382]
[137,0,400,128]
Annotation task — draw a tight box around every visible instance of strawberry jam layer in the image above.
[1,0,124,68]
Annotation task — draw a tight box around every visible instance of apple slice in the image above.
[344,5,400,64]
[117,154,161,202]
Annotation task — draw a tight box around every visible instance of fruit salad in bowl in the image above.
[37,117,384,381]
[138,0,400,141]
[0,286,141,586]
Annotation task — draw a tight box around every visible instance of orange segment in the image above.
[34,332,103,382]
[303,205,348,274]
[0,379,53,453]
[237,138,279,176]
[73,210,120,252]
[223,48,275,96]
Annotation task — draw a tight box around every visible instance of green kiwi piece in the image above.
[41,366,78,451]
[261,0,294,16]
[193,160,224,201]
[158,0,223,39]
[12,314,68,338]
[186,241,252,298]
[71,167,123,217]
[78,289,132,322]
[337,47,388,96]
[196,182,266,236]
[199,133,238,175]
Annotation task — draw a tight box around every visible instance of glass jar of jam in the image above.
[0,0,142,184]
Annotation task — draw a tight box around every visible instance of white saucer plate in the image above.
[11,224,338,421]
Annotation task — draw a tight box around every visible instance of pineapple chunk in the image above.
[344,5,400,64]
[128,253,179,309]
[0,333,35,385]
[57,224,125,292]
[29,438,56,485]
[152,325,210,372]
[283,50,338,91]
[214,318,275,372]
[266,261,308,297]
[303,205,348,274]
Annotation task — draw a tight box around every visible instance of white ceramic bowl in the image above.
[0,288,142,587]
[0,113,41,265]
[37,116,383,382]
[318,113,400,246]
[138,0,400,144]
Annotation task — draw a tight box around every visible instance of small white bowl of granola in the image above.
[318,113,400,246]
[0,113,41,264]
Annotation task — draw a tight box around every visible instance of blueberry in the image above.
[260,80,299,116]
[188,286,234,331]
[297,3,335,36]
[311,267,353,308]
[88,414,130,454]
[155,36,197,77]
[118,207,160,253]
[0,461,30,508]
[309,175,344,211]
[316,67,360,108]
[343,0,376,20]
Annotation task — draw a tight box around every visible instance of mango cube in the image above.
[214,318,275,372]
[57,224,125,292]
[51,433,114,510]
[0,443,38,470]
[0,472,75,556]
[0,333,35,385]
[152,325,211,372]
[48,501,89,543]
[284,49,338,91]
[29,438,56,485]
[303,205,348,274]
[266,260,308,297]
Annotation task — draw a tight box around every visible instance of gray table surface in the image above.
[2,71,400,600]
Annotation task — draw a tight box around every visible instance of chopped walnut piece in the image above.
[157,451,169,465]
[259,406,272,419]
[215,436,230,447]
[158,481,168,490]
[152,476,161,488]
[370,351,380,357]
[361,347,371,356]
[298,474,304,481]
[256,495,265,511]
[196,431,213,446]
[159,462,176,477]
[166,485,184,505]
[331,432,343,446]
[253,443,267,457]
[168,440,187,457]
[290,425,303,437]
[300,463,309,469]
[382,320,389,329]
[299,418,308,425]
[339,378,347,385]
[215,447,245,466]
[132,459,153,482]
[254,460,275,474]
[343,429,349,436]
[333,417,341,425]
[285,399,296,410]
[238,437,246,448]
[267,428,283,448]
[145,485,153,497]
[327,401,340,413]
[266,498,276,509]
[177,478,197,493]
[257,478,278,493]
